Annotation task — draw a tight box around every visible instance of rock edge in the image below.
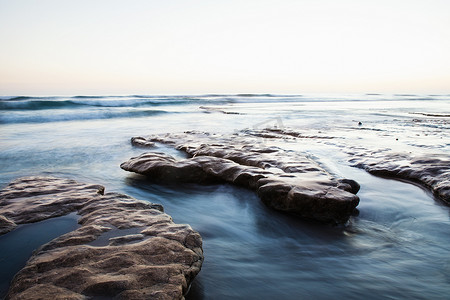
[0,176,203,300]
[121,132,360,224]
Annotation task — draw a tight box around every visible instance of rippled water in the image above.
[0,94,449,299]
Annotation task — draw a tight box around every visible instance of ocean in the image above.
[0,94,449,299]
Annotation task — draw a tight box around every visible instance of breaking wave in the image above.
[0,109,169,124]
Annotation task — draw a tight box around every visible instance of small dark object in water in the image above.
[358,122,362,126]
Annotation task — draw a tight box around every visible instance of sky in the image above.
[0,0,449,95]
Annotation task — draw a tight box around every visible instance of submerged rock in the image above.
[121,132,360,224]
[0,176,203,300]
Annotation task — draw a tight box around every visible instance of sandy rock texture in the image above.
[121,132,360,224]
[0,176,203,300]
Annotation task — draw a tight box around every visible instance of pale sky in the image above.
[1,0,449,95]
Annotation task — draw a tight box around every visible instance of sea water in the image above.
[0,94,449,299]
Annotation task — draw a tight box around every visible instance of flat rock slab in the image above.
[121,132,360,224]
[240,128,450,205]
[349,152,450,204]
[0,176,203,300]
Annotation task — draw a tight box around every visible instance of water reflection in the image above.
[0,213,80,298]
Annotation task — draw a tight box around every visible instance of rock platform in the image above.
[349,152,450,204]
[121,131,361,224]
[0,176,203,300]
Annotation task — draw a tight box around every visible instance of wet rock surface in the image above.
[131,136,156,148]
[121,131,360,224]
[0,176,203,300]
[0,215,16,235]
[349,152,450,204]
[246,128,450,205]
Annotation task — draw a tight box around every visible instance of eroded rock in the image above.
[245,128,450,205]
[0,176,203,300]
[131,136,156,148]
[350,152,450,204]
[121,132,360,224]
[0,214,16,235]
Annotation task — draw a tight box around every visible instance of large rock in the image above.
[122,132,360,224]
[349,152,450,204]
[0,176,203,300]
[247,128,450,205]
